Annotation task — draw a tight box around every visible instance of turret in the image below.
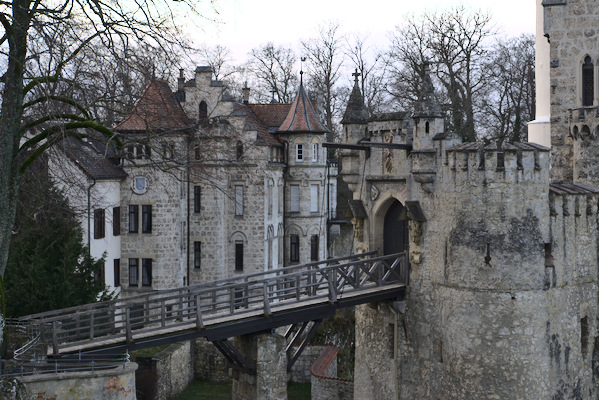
[411,62,444,151]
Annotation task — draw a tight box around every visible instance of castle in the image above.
[52,66,340,298]
[342,0,599,398]
[45,0,599,398]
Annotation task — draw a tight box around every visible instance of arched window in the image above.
[199,101,208,120]
[425,121,430,133]
[236,141,243,160]
[582,56,594,106]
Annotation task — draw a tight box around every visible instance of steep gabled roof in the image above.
[115,80,191,133]
[412,63,443,119]
[249,103,291,131]
[341,72,369,124]
[235,103,284,147]
[59,137,127,180]
[277,82,329,134]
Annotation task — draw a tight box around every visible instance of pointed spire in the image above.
[412,62,443,119]
[277,80,329,134]
[341,69,369,124]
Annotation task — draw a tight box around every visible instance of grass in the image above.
[130,344,171,358]
[171,380,311,400]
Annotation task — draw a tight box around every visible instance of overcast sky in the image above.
[192,0,536,63]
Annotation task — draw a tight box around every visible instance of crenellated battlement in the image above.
[441,141,550,186]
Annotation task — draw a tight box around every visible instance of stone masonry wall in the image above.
[14,362,137,400]
[543,0,599,182]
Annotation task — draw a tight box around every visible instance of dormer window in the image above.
[296,144,303,162]
[236,141,243,160]
[199,101,208,120]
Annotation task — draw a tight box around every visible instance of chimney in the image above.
[178,69,185,91]
[242,82,250,104]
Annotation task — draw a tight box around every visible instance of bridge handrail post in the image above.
[89,312,94,340]
[328,270,337,303]
[195,295,204,329]
[52,321,59,356]
[125,308,133,344]
[263,282,272,316]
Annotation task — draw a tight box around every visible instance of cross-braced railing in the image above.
[17,251,407,355]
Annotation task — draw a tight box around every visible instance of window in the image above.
[583,55,594,106]
[425,121,430,133]
[95,261,105,283]
[311,235,319,261]
[129,205,139,233]
[296,144,303,162]
[94,209,105,239]
[199,101,208,120]
[268,184,273,216]
[142,205,152,233]
[129,259,139,287]
[142,258,152,287]
[236,141,243,160]
[113,207,120,236]
[290,185,300,212]
[310,185,319,212]
[194,241,201,269]
[290,235,300,263]
[312,143,318,162]
[194,186,201,213]
[163,143,174,159]
[235,185,244,216]
[235,241,244,271]
[194,145,201,161]
[114,259,121,287]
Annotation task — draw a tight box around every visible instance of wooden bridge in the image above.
[16,251,407,371]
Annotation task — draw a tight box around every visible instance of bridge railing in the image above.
[18,251,406,354]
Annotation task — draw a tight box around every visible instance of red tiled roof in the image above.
[235,103,284,147]
[114,80,191,133]
[249,103,291,129]
[277,83,329,134]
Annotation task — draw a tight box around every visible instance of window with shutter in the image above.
[310,185,318,212]
[290,185,300,212]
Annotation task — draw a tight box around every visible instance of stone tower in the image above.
[347,28,599,398]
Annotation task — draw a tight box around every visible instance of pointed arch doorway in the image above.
[383,200,409,255]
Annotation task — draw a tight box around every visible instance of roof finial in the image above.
[300,57,306,85]
[352,68,360,85]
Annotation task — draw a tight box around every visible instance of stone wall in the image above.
[231,333,287,400]
[10,362,137,400]
[310,346,353,400]
[289,345,326,383]
[136,341,193,400]
[193,338,231,381]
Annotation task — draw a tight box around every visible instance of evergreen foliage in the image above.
[4,162,111,317]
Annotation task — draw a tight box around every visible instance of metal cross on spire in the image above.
[300,57,306,84]
[352,68,360,84]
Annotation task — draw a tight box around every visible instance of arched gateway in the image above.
[383,200,409,255]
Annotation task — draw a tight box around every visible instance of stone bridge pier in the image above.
[231,333,288,400]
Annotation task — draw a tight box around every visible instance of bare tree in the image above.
[300,21,345,142]
[386,16,432,111]
[0,0,211,309]
[345,33,388,115]
[245,43,298,103]
[196,44,238,81]
[481,34,535,142]
[387,7,496,141]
